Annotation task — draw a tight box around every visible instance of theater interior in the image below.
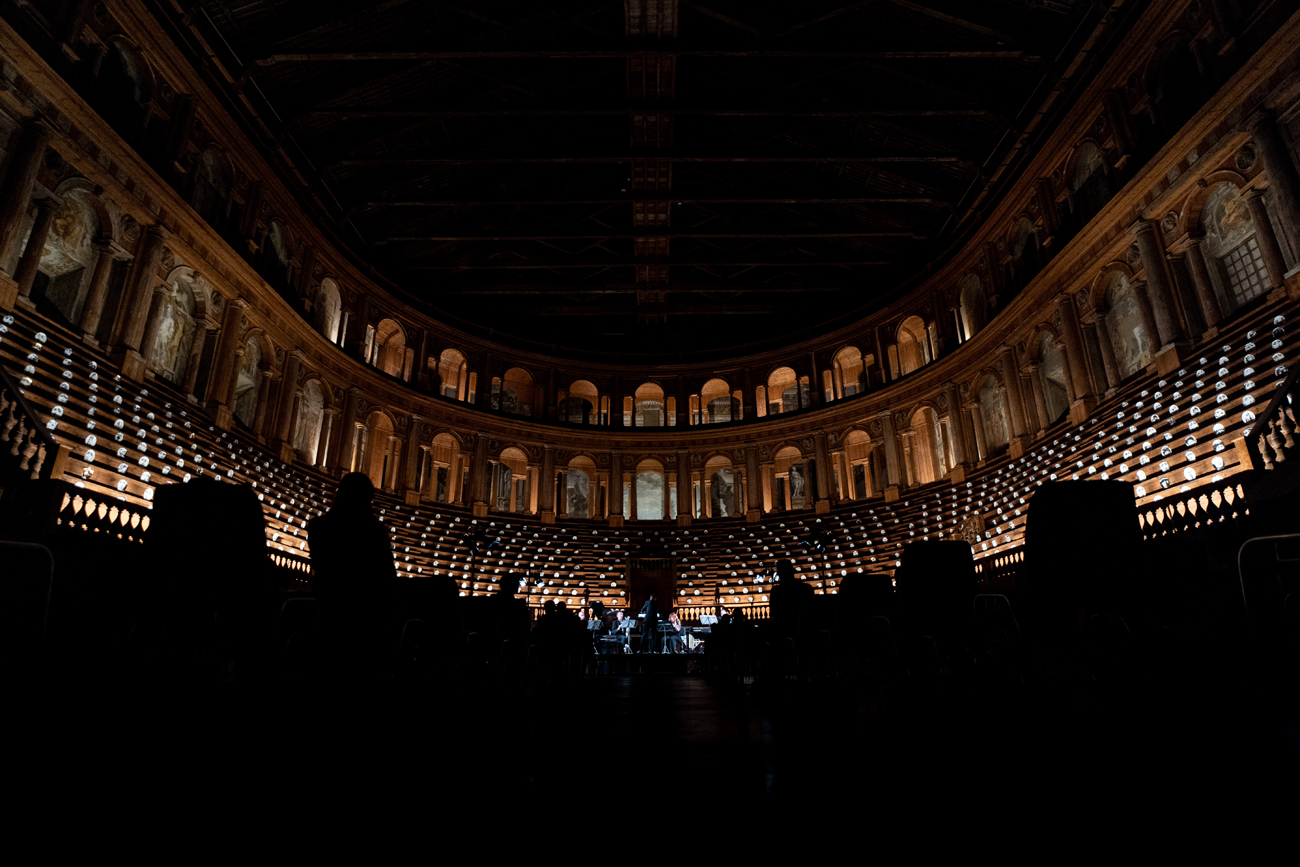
[1,0,1298,809]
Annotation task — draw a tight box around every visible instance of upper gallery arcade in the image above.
[1,0,1298,531]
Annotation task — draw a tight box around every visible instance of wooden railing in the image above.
[0,361,69,494]
[1247,346,1298,472]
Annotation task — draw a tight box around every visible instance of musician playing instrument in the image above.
[666,611,685,653]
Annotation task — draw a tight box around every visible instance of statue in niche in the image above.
[789,463,806,509]
[151,280,197,385]
[567,472,590,518]
[711,468,734,517]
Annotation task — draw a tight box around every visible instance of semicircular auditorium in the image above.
[2,0,1298,770]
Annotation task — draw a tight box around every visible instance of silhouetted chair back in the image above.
[896,540,976,644]
[1022,480,1145,635]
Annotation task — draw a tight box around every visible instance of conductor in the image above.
[638,593,660,653]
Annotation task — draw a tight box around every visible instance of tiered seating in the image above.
[2,295,1296,620]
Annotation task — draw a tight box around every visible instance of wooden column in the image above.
[1246,111,1300,266]
[1184,237,1225,328]
[13,197,57,303]
[1132,221,1184,348]
[1242,189,1289,291]
[0,121,52,278]
[78,241,123,340]
[539,443,556,522]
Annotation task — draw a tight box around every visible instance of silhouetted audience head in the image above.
[776,559,794,582]
[333,472,375,514]
[544,600,557,616]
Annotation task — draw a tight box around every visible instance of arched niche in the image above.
[95,41,153,144]
[427,431,461,503]
[191,146,232,228]
[232,335,264,428]
[1200,181,1271,310]
[1104,271,1153,379]
[147,268,203,386]
[773,445,809,511]
[907,405,947,485]
[496,447,530,512]
[361,410,397,490]
[1008,217,1041,289]
[314,278,342,344]
[33,189,102,325]
[978,374,1010,456]
[704,454,738,518]
[565,455,596,518]
[843,429,873,500]
[1037,332,1070,424]
[959,274,987,341]
[293,378,326,465]
[632,457,667,520]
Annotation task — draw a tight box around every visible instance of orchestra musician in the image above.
[666,611,685,653]
[639,593,660,653]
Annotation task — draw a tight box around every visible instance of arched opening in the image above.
[366,318,406,378]
[492,367,535,416]
[1038,333,1070,425]
[147,272,199,386]
[631,382,668,427]
[630,457,668,520]
[1104,271,1153,379]
[698,377,739,424]
[979,375,1010,457]
[844,430,874,500]
[773,445,810,511]
[1200,182,1271,311]
[832,346,866,399]
[565,456,596,519]
[561,379,601,424]
[896,316,931,376]
[959,274,987,341]
[438,348,469,400]
[766,366,809,415]
[232,337,262,428]
[314,278,342,344]
[30,191,101,326]
[361,411,397,491]
[293,379,326,465]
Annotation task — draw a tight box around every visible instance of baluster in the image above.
[1266,421,1286,464]
[1,395,18,448]
[1280,406,1296,449]
[27,441,45,479]
[1259,433,1274,470]
[9,417,27,457]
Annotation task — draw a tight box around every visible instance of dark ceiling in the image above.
[169,0,1134,359]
